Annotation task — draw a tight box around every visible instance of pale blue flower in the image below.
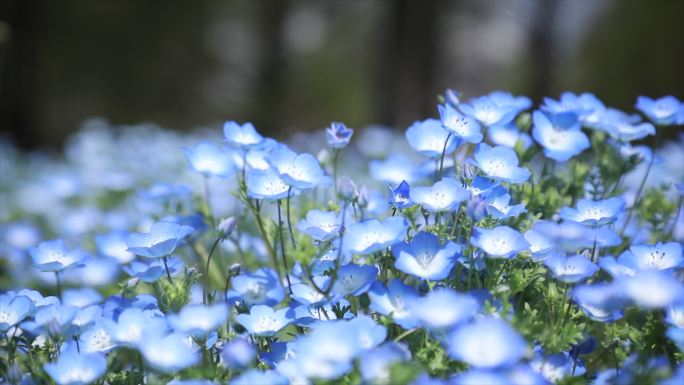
[30,304,79,336]
[488,91,532,114]
[636,95,683,126]
[438,104,483,143]
[359,342,410,383]
[183,141,235,178]
[231,369,288,385]
[542,92,604,124]
[618,242,683,271]
[168,303,228,337]
[226,268,284,306]
[571,283,624,322]
[405,118,458,157]
[559,197,625,226]
[368,279,420,329]
[0,293,33,332]
[44,346,107,385]
[390,180,413,209]
[326,122,354,149]
[459,95,518,127]
[246,167,292,200]
[109,307,168,347]
[485,187,527,219]
[95,231,135,264]
[411,178,470,213]
[604,121,655,142]
[530,351,586,383]
[123,257,183,282]
[487,122,533,149]
[407,289,478,329]
[331,263,378,297]
[392,231,461,280]
[343,217,408,255]
[544,254,599,283]
[618,270,684,309]
[472,143,530,184]
[79,319,117,353]
[29,239,85,272]
[532,110,590,162]
[223,121,264,148]
[268,143,331,189]
[523,229,558,262]
[347,314,387,350]
[125,221,194,258]
[221,338,256,370]
[237,305,294,336]
[369,154,420,184]
[140,332,201,373]
[448,317,527,368]
[470,226,529,259]
[297,209,344,241]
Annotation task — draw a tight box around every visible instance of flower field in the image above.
[1,91,684,384]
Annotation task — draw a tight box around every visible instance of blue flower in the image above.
[227,268,285,306]
[168,304,228,337]
[666,305,684,328]
[223,121,264,148]
[109,307,168,347]
[411,178,470,213]
[0,293,33,332]
[326,122,354,149]
[530,350,586,383]
[221,338,256,370]
[29,304,79,336]
[392,231,461,280]
[542,92,605,124]
[618,242,683,271]
[29,239,85,272]
[472,143,530,184]
[126,222,194,259]
[438,104,483,143]
[487,122,533,149]
[343,217,408,255]
[369,154,421,185]
[347,314,387,350]
[488,91,532,114]
[603,121,655,142]
[95,231,135,264]
[636,95,684,126]
[544,254,599,283]
[44,346,107,385]
[617,270,684,309]
[359,343,410,383]
[532,110,590,162]
[246,167,294,200]
[79,320,117,353]
[390,180,413,209]
[297,209,344,241]
[459,95,518,127]
[523,229,558,261]
[331,263,378,297]
[183,141,235,178]
[559,197,625,226]
[470,226,529,259]
[485,187,527,219]
[123,257,182,282]
[230,369,288,385]
[447,317,527,368]
[237,304,294,336]
[368,279,420,329]
[571,283,624,322]
[405,118,458,157]
[407,289,479,329]
[139,332,201,373]
[268,143,331,189]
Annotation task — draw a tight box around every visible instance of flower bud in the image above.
[217,217,237,239]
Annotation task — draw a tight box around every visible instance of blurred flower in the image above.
[125,221,194,258]
[44,346,107,385]
[447,317,527,368]
[635,95,684,126]
[544,254,599,283]
[405,118,458,158]
[140,332,200,373]
[559,197,625,226]
[223,121,264,148]
[29,239,85,272]
[168,303,228,337]
[236,305,294,336]
[326,122,354,149]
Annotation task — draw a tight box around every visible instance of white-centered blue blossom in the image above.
[438,104,483,143]
[183,141,235,178]
[326,121,354,149]
[447,317,528,368]
[636,95,684,126]
[126,221,194,258]
[617,270,684,309]
[459,95,518,127]
[343,217,408,255]
[487,122,533,149]
[29,239,85,272]
[369,154,421,184]
[389,180,413,209]
[571,283,625,322]
[359,342,411,384]
[267,143,331,189]
[95,231,135,264]
[411,178,470,213]
[405,118,458,157]
[392,231,461,280]
[223,121,264,148]
[44,346,107,385]
[80,320,117,353]
[470,226,529,259]
[331,263,378,297]
[226,268,284,306]
[485,187,527,219]
[0,294,33,332]
[221,338,256,370]
[139,332,201,373]
[237,305,295,336]
[110,307,168,347]
[168,303,228,337]
[297,209,344,241]
[544,254,599,283]
[246,167,293,200]
[559,197,625,226]
[472,143,530,184]
[532,110,590,162]
[407,289,479,329]
[368,279,420,329]
[617,242,683,271]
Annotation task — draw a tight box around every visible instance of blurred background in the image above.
[1,0,683,150]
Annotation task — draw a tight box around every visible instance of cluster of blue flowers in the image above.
[1,92,684,384]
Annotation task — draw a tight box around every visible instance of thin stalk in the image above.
[277,200,293,294]
[162,257,173,282]
[249,199,281,282]
[332,149,340,193]
[437,133,453,181]
[55,271,62,301]
[203,175,215,228]
[286,187,297,248]
[203,236,222,305]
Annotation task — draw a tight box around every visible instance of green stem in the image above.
[162,257,172,282]
[286,187,297,248]
[437,133,453,181]
[277,200,293,294]
[203,236,222,305]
